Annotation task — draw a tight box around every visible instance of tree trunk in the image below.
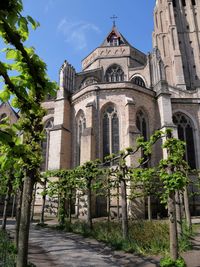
[168,192,178,261]
[68,193,72,224]
[121,177,128,239]
[31,182,37,222]
[58,195,65,226]
[11,195,16,219]
[40,181,47,224]
[87,179,92,230]
[76,192,80,219]
[1,181,12,230]
[107,187,111,222]
[147,195,152,221]
[15,187,23,249]
[16,174,35,267]
[117,186,120,221]
[183,186,192,230]
[175,190,182,237]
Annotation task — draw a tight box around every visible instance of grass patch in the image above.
[41,218,194,256]
[61,219,170,255]
[0,230,16,267]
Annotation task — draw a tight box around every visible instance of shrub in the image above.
[160,256,186,267]
[0,230,16,267]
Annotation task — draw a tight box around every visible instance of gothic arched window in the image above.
[173,112,196,169]
[41,118,54,171]
[132,76,146,88]
[136,110,148,141]
[80,77,98,88]
[76,113,86,165]
[0,113,7,123]
[102,106,119,159]
[136,110,148,166]
[105,65,124,82]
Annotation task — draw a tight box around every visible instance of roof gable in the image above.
[101,26,131,47]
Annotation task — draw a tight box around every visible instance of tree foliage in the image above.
[0,1,57,266]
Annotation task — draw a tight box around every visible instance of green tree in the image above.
[159,132,188,261]
[76,160,104,230]
[0,1,57,266]
[46,169,78,226]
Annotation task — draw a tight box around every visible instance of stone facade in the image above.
[0,102,19,124]
[41,0,200,217]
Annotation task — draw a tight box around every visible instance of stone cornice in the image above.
[50,124,70,133]
[71,82,155,105]
[171,98,200,104]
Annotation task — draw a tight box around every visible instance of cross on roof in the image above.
[110,15,118,27]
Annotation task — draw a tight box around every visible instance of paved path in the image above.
[3,218,200,267]
[28,225,160,267]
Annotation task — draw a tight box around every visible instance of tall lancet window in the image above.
[136,110,148,141]
[173,113,196,169]
[136,110,148,166]
[76,113,86,166]
[105,65,124,82]
[41,118,54,171]
[102,106,119,160]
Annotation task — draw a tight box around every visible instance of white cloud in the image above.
[57,18,100,50]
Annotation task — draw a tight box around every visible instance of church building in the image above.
[1,0,200,217]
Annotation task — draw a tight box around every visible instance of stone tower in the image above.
[153,0,200,90]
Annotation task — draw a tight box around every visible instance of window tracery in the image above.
[136,110,148,141]
[132,76,146,88]
[80,77,98,88]
[102,106,119,160]
[173,112,196,169]
[105,65,124,82]
[136,110,148,166]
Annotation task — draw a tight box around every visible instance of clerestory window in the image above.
[105,65,124,82]
[102,106,119,160]
[132,76,146,88]
[173,113,196,169]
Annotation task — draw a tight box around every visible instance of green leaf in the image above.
[27,16,40,30]
[0,89,11,102]
[11,97,19,108]
[6,49,19,60]
[18,17,29,41]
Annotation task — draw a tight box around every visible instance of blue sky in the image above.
[3,0,156,84]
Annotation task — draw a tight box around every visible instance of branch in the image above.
[0,61,31,110]
[1,18,46,101]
